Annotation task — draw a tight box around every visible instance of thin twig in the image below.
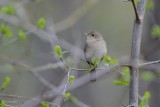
[43,62,130,98]
[139,60,160,67]
[131,0,141,23]
[0,94,60,107]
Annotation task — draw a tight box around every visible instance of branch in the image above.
[0,94,60,107]
[131,0,141,23]
[43,62,129,99]
[139,60,160,67]
[0,55,90,107]
[129,0,147,107]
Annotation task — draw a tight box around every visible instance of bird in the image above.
[84,31,107,82]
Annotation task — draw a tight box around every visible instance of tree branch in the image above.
[131,0,141,23]
[129,0,147,107]
[139,60,160,67]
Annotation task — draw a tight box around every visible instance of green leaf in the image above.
[0,5,15,15]
[69,76,75,84]
[134,0,139,5]
[0,76,11,92]
[113,80,129,86]
[113,67,130,86]
[68,96,78,104]
[139,91,151,107]
[0,23,12,38]
[40,101,49,107]
[103,55,118,65]
[146,0,154,10]
[37,18,46,29]
[0,100,7,107]
[141,71,155,81]
[54,45,62,58]
[91,57,99,67]
[151,25,160,38]
[63,92,71,101]
[18,29,27,41]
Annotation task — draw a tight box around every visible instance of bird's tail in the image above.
[90,69,96,82]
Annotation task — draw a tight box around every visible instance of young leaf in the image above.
[0,5,15,15]
[68,96,78,104]
[139,91,151,107]
[151,25,160,38]
[37,18,46,29]
[40,101,49,107]
[91,57,99,67]
[134,0,139,5]
[54,45,62,58]
[18,29,27,41]
[113,67,130,86]
[69,76,75,84]
[0,76,11,92]
[146,0,154,10]
[63,92,71,101]
[113,80,129,86]
[0,23,12,38]
[141,71,155,81]
[103,55,118,65]
[0,100,7,107]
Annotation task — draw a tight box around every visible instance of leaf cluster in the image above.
[0,23,12,38]
[139,91,151,107]
[0,5,15,15]
[0,76,11,93]
[40,101,50,107]
[113,67,130,86]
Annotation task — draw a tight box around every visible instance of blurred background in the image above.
[0,0,159,107]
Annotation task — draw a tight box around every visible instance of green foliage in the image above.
[0,100,7,107]
[91,57,99,67]
[113,67,130,86]
[37,18,46,29]
[54,45,62,58]
[103,55,118,66]
[141,71,155,81]
[139,91,151,107]
[68,96,78,104]
[134,0,139,5]
[0,23,13,38]
[0,5,15,15]
[146,0,154,10]
[63,92,71,101]
[0,76,11,92]
[69,76,75,84]
[18,29,27,41]
[151,25,160,38]
[40,101,50,107]
[54,45,68,58]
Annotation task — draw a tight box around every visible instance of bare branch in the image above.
[0,94,60,107]
[130,0,141,23]
[139,60,160,67]
[129,0,147,107]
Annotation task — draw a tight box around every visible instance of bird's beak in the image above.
[83,33,88,36]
